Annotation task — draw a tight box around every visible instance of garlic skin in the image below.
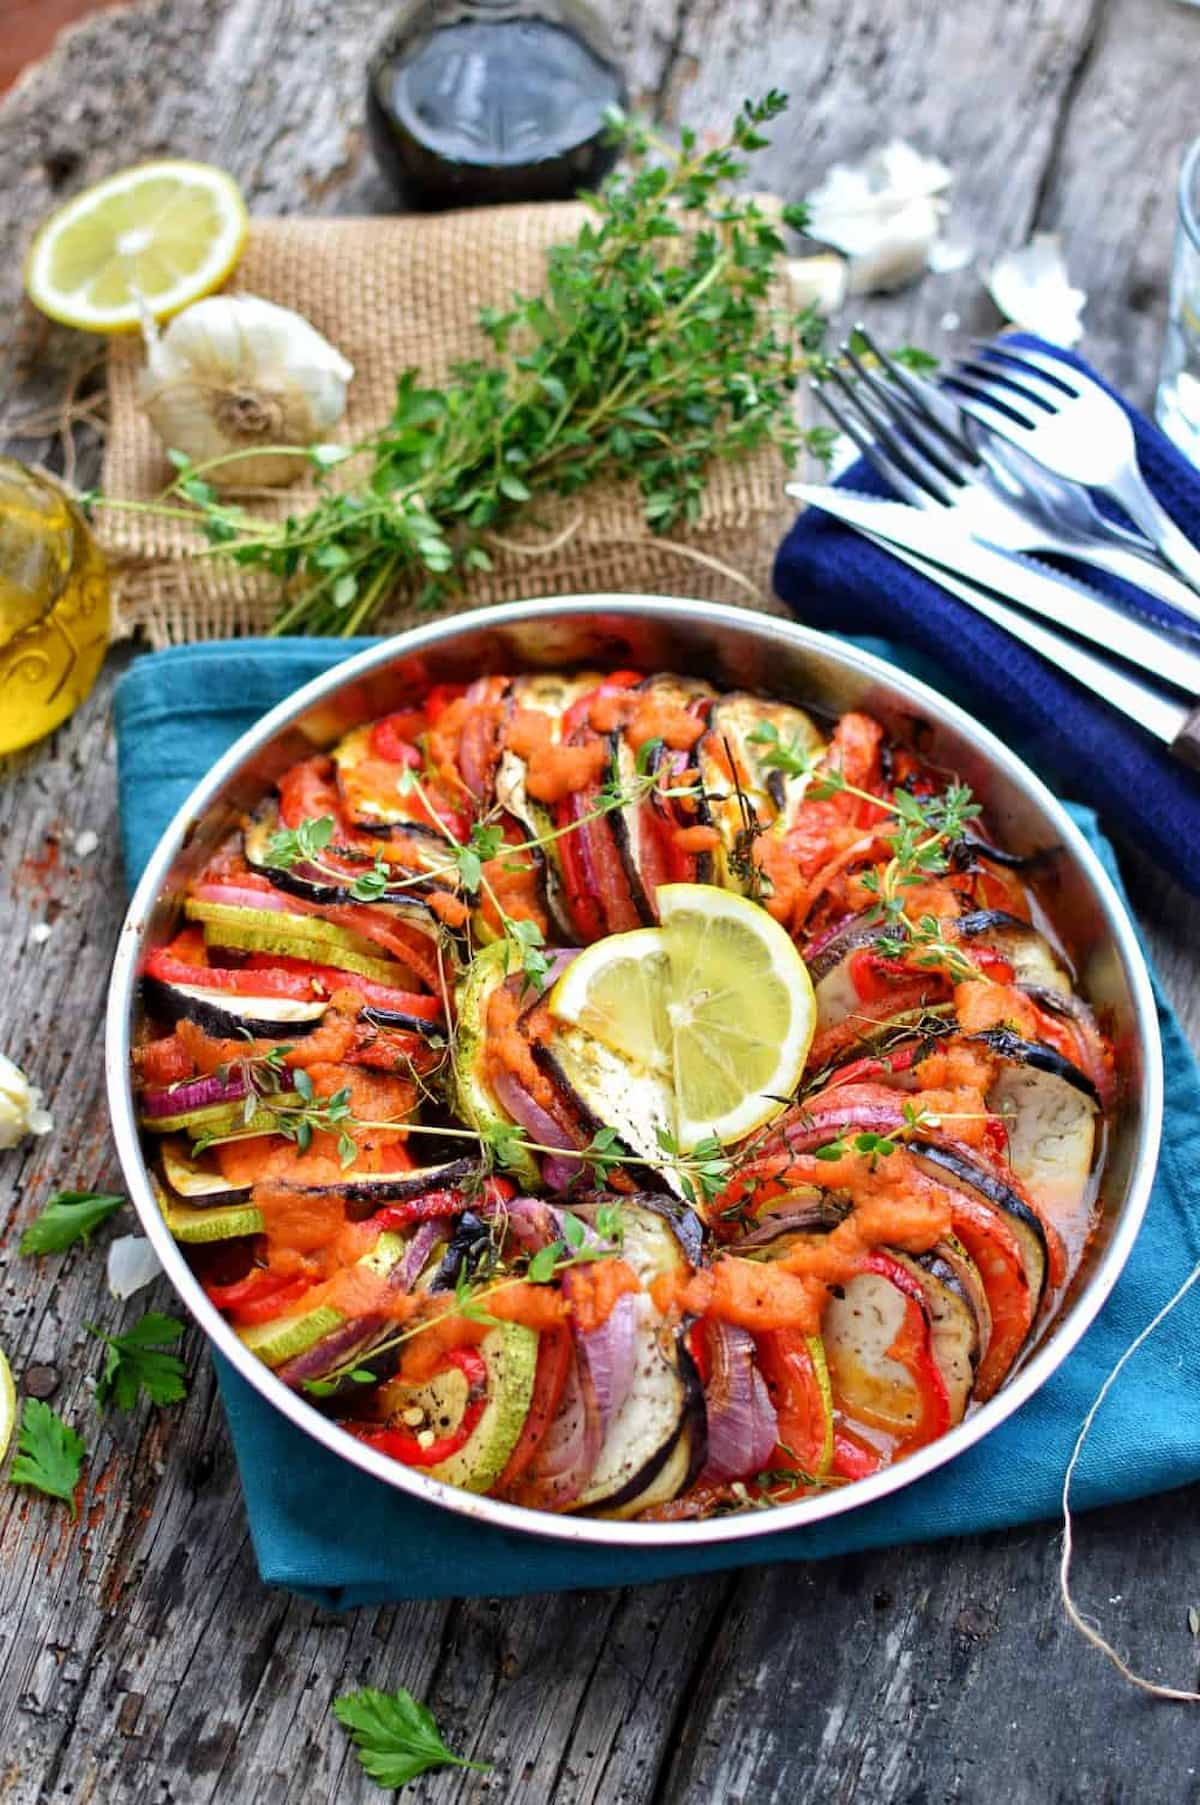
[0,1051,53,1150]
[805,141,952,295]
[107,1234,163,1301]
[986,234,1086,347]
[139,294,355,489]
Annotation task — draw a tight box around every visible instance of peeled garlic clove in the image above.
[786,254,849,316]
[804,140,952,295]
[0,1051,53,1149]
[139,294,355,490]
[986,234,1086,347]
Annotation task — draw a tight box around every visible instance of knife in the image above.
[791,484,1200,699]
[801,504,1200,769]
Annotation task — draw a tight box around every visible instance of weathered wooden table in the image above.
[4,3,1200,1799]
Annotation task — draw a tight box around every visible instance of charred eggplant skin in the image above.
[141,975,326,1040]
[969,1028,1100,1104]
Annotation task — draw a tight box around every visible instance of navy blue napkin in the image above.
[774,333,1200,892]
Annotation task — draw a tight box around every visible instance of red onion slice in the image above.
[141,1066,295,1118]
[491,1066,584,1192]
[506,1340,603,1510]
[698,1322,778,1485]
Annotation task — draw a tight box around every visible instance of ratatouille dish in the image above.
[131,669,1114,1520]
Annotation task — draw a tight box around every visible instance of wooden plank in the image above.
[3,0,1200,1801]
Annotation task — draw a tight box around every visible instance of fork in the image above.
[947,341,1200,593]
[796,336,1200,626]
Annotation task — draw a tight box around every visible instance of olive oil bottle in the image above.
[0,458,109,755]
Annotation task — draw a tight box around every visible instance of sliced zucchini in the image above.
[184,898,412,986]
[237,1230,407,1368]
[448,942,541,1190]
[161,1137,252,1199]
[153,1176,263,1244]
[429,1324,539,1493]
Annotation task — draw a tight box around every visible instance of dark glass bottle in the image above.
[366,0,627,211]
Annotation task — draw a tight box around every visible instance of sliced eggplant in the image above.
[244,801,458,922]
[955,910,1073,995]
[494,672,603,939]
[448,942,541,1190]
[605,726,661,924]
[823,1268,934,1438]
[142,973,328,1040]
[281,1158,478,1208]
[886,1250,979,1422]
[696,694,826,897]
[918,1231,992,1369]
[537,1023,679,1200]
[574,1300,704,1517]
[161,1137,252,1200]
[906,1137,1048,1318]
[332,722,458,838]
[979,1036,1098,1231]
[154,1175,263,1244]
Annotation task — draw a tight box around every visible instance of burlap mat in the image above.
[101,207,793,646]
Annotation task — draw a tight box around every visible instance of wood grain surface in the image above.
[3,3,1200,1801]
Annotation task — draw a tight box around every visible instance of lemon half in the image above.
[0,1348,15,1466]
[25,160,248,334]
[550,884,816,1152]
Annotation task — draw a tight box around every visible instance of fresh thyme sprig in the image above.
[265,815,394,902]
[747,721,985,982]
[89,93,829,636]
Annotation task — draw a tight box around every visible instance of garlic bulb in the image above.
[139,294,354,489]
[0,1051,53,1150]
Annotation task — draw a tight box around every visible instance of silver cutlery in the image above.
[947,341,1200,594]
[790,484,1200,697]
[805,331,1200,621]
[845,517,1200,770]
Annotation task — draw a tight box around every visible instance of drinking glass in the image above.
[1156,136,1200,460]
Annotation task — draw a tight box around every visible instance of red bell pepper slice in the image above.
[146,941,443,1018]
[495,1325,571,1491]
[210,1271,317,1325]
[756,1328,834,1479]
[368,712,426,763]
[350,1347,489,1467]
[945,1194,1035,1401]
[860,1250,952,1450]
[831,1425,884,1480]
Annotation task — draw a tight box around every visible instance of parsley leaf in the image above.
[9,1399,86,1516]
[19,1190,125,1255]
[332,1685,488,1791]
[89,1312,188,1412]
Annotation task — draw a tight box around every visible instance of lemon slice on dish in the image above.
[549,883,815,1151]
[0,1347,15,1465]
[25,160,248,333]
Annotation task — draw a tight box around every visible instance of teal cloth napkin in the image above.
[114,638,1200,1607]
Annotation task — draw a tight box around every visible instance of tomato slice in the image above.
[831,1425,884,1480]
[350,1347,489,1467]
[368,713,426,763]
[135,1033,195,1087]
[495,1325,571,1492]
[554,794,606,942]
[946,1195,1035,1401]
[146,941,443,1017]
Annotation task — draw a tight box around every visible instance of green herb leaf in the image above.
[527,1242,564,1283]
[8,1399,86,1516]
[332,1685,488,1791]
[19,1190,125,1255]
[89,1312,188,1413]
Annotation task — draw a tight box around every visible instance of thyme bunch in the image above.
[94,93,828,635]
